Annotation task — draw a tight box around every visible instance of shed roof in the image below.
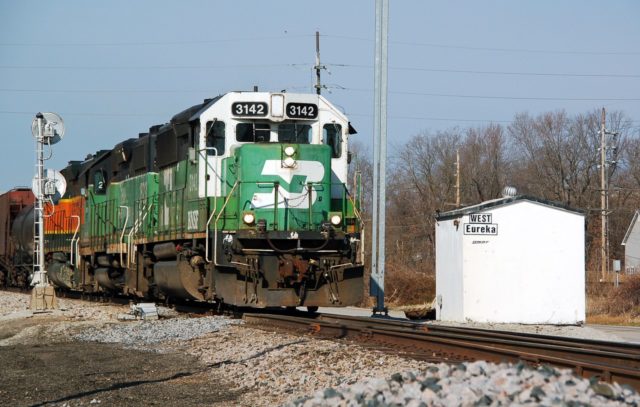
[622,210,640,246]
[435,195,584,221]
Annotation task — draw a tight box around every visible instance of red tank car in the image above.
[0,188,35,287]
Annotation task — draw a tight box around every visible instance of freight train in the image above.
[0,91,364,309]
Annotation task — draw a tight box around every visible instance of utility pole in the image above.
[371,0,389,316]
[599,107,618,283]
[314,31,325,95]
[600,108,607,282]
[455,149,461,208]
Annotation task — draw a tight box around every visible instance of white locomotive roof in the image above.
[187,91,349,123]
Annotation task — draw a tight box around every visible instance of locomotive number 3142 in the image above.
[231,102,268,116]
[286,103,318,119]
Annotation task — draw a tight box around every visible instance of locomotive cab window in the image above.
[205,120,225,155]
[236,122,271,142]
[278,123,311,144]
[323,123,342,158]
[93,170,107,194]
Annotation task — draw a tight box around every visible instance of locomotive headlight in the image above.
[243,212,256,225]
[283,156,296,168]
[330,214,342,226]
[284,146,295,157]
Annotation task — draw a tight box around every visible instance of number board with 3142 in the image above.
[286,103,318,119]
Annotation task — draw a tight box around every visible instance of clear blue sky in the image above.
[1,0,639,191]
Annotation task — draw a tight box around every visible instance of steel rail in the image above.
[242,313,640,391]
[321,314,640,353]
[317,314,640,366]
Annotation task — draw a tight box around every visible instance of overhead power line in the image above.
[0,110,164,117]
[2,87,639,102]
[0,85,311,94]
[1,32,636,56]
[0,63,311,71]
[337,87,640,102]
[0,88,207,94]
[348,113,513,123]
[322,34,640,56]
[327,63,640,79]
[2,62,635,79]
[0,34,313,47]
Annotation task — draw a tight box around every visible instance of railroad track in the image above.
[6,287,639,389]
[243,312,640,391]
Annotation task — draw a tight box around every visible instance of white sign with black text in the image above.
[464,212,498,235]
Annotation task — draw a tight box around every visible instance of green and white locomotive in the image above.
[64,91,364,308]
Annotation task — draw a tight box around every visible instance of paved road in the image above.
[587,324,640,344]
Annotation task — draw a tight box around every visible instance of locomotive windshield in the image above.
[236,122,270,142]
[278,123,311,144]
[235,122,313,144]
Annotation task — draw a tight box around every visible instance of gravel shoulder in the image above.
[1,291,638,406]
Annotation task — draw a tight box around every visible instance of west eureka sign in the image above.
[463,212,498,235]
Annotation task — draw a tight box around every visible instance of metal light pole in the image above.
[371,0,389,316]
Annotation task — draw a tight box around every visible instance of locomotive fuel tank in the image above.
[48,261,75,289]
[154,260,206,301]
[152,243,207,301]
[94,267,123,290]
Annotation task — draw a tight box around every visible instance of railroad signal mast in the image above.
[30,112,65,311]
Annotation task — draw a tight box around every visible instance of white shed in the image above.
[435,195,585,324]
[622,211,640,274]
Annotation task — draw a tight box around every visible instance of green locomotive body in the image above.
[46,91,364,308]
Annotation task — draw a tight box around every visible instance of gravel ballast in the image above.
[73,315,241,347]
[290,361,640,407]
[2,291,639,406]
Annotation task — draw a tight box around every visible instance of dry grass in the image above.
[586,273,640,325]
[384,261,435,307]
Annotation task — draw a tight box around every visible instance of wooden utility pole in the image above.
[600,107,608,282]
[455,149,461,207]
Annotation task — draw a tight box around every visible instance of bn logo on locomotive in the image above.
[463,213,498,235]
